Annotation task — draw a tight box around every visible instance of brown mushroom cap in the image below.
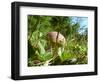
[47,31,66,45]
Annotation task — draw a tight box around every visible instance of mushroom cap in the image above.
[47,31,66,45]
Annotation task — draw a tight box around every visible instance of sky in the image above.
[71,16,88,34]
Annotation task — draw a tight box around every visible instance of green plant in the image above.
[28,15,88,66]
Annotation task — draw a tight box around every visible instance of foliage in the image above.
[28,15,88,66]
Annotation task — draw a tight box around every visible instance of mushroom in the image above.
[46,31,66,60]
[47,31,66,47]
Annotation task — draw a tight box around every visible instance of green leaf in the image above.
[38,52,52,61]
[58,47,64,57]
[38,41,45,54]
[60,51,74,62]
